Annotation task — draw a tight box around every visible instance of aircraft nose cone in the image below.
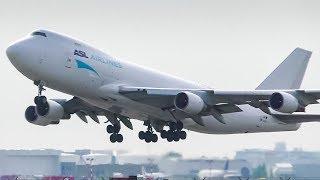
[6,43,20,62]
[6,40,32,72]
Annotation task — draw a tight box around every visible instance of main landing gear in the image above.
[106,124,123,143]
[138,121,158,143]
[138,121,187,143]
[160,121,187,142]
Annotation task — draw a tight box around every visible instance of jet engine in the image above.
[25,99,64,126]
[174,92,206,114]
[269,92,300,113]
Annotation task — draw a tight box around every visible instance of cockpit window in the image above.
[31,31,47,37]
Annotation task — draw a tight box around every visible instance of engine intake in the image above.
[269,92,300,113]
[174,92,205,114]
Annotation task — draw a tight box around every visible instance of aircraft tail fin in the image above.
[256,48,312,90]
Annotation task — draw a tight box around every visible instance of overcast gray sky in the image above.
[1,0,320,158]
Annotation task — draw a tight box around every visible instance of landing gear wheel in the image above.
[167,135,173,142]
[34,96,47,105]
[165,121,188,142]
[34,81,47,105]
[139,121,159,143]
[107,125,114,134]
[167,130,174,136]
[116,134,123,143]
[138,131,145,140]
[166,130,174,142]
[110,134,117,143]
[160,130,167,139]
[33,81,49,117]
[34,96,41,105]
[110,133,123,143]
[145,132,152,143]
[151,134,158,142]
[173,132,180,142]
[179,131,187,140]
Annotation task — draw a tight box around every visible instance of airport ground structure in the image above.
[0,143,319,179]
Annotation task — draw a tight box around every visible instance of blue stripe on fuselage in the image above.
[75,59,99,77]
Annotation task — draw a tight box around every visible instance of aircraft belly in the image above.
[79,94,301,134]
[183,105,301,134]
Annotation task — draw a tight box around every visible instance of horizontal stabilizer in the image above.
[273,114,320,124]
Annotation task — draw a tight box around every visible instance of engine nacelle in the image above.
[269,92,300,113]
[174,92,206,114]
[25,100,64,126]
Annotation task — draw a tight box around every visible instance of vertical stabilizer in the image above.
[256,48,312,90]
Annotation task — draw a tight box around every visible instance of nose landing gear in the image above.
[138,121,158,143]
[160,121,187,142]
[33,80,49,115]
[34,80,46,96]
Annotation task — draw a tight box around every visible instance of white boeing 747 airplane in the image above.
[6,30,320,143]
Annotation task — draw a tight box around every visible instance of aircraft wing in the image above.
[119,86,320,107]
[61,97,133,129]
[119,86,320,123]
[118,47,317,113]
[117,48,317,125]
[60,88,320,127]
